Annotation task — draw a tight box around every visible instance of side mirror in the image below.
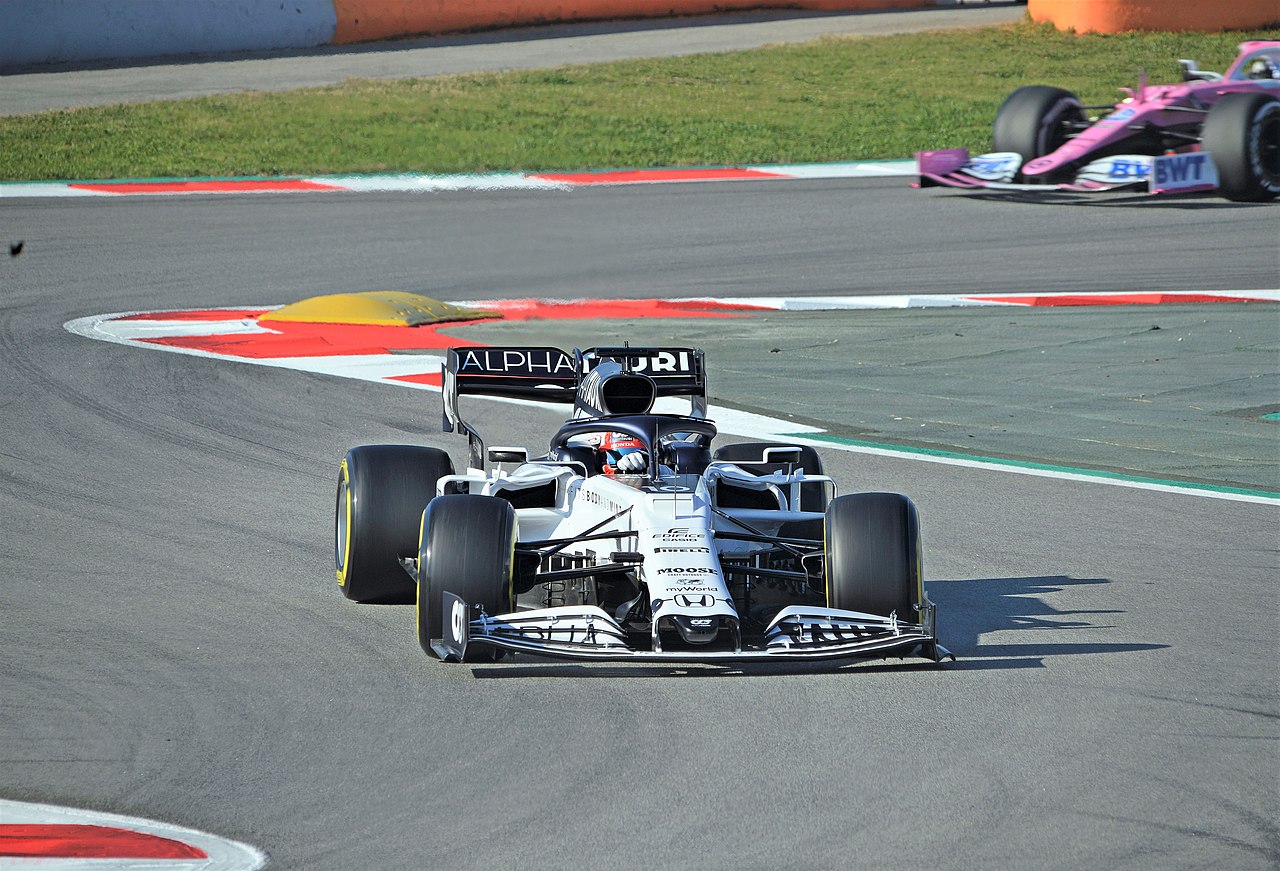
[1178,59,1221,82]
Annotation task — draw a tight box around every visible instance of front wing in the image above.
[433,593,952,664]
[915,148,1220,196]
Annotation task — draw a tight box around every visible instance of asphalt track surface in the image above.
[3,10,1279,871]
[4,178,1278,871]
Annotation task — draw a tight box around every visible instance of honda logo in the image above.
[674,594,713,608]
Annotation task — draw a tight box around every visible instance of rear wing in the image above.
[443,345,706,470]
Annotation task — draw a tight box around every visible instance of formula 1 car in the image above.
[917,40,1280,201]
[335,345,950,665]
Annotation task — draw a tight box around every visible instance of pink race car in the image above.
[917,40,1280,201]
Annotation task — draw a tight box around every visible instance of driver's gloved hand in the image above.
[614,451,648,473]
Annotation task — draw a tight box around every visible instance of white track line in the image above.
[1,161,911,197]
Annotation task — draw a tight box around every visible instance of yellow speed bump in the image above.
[260,291,500,326]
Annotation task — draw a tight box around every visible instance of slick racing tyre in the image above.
[336,445,454,603]
[1201,92,1280,202]
[824,492,923,624]
[712,441,827,513]
[993,85,1085,167]
[416,495,516,660]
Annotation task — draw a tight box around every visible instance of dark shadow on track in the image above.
[467,659,948,679]
[942,191,1274,210]
[928,574,1168,671]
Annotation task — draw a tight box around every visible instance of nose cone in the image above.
[672,614,720,645]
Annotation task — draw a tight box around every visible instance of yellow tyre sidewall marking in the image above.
[415,507,428,636]
[913,516,925,625]
[336,459,353,586]
[505,514,518,613]
[823,513,831,608]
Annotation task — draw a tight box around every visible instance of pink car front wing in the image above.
[916,148,1221,196]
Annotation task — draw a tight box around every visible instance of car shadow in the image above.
[467,574,1166,678]
[958,191,1269,210]
[921,574,1166,671]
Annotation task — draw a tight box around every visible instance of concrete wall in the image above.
[1029,0,1280,33]
[1,0,337,68]
[2,0,932,68]
[4,0,1273,70]
[330,0,931,45]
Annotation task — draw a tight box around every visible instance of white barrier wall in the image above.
[1,0,337,68]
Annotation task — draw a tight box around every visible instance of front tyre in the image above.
[336,445,454,603]
[712,441,825,475]
[1201,93,1280,202]
[712,441,827,513]
[824,492,923,623]
[416,495,517,659]
[993,85,1084,167]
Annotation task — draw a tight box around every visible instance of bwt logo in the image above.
[1155,153,1210,184]
[1107,159,1150,179]
[972,157,1016,172]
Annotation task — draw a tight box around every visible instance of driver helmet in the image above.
[1247,57,1280,80]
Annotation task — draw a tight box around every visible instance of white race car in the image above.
[335,345,950,665]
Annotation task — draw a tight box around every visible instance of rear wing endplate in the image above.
[443,347,576,469]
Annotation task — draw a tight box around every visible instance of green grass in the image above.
[0,20,1272,181]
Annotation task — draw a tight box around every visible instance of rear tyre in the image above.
[336,445,454,603]
[416,495,517,659]
[824,492,922,623]
[1201,92,1280,202]
[993,86,1084,168]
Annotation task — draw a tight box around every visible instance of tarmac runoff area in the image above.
[451,302,1280,496]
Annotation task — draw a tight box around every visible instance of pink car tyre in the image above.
[1201,92,1280,202]
[992,85,1086,174]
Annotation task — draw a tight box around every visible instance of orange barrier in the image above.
[333,0,931,44]
[1029,0,1280,33]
